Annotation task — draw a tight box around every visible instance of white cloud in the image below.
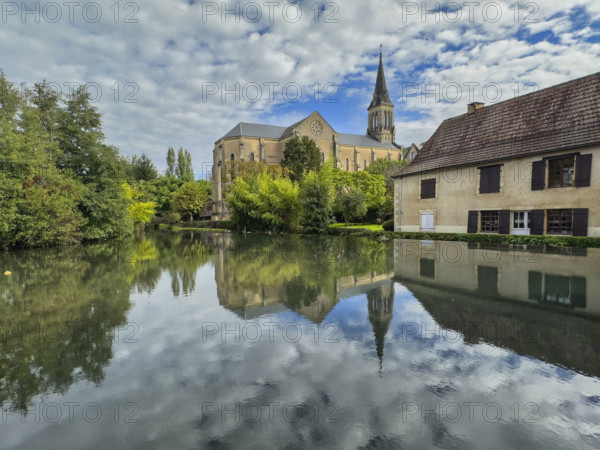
[1,0,599,173]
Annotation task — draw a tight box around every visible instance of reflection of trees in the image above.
[0,232,214,413]
[214,233,394,320]
[0,243,135,412]
[122,232,213,297]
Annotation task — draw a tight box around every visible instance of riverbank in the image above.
[163,220,600,248]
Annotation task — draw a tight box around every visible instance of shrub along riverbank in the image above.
[161,220,600,248]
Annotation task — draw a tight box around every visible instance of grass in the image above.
[329,223,384,231]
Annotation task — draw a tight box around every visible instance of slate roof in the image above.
[219,119,402,150]
[394,72,600,177]
[222,123,287,139]
[338,133,400,149]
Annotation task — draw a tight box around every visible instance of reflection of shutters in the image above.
[531,160,546,190]
[572,208,589,236]
[498,210,511,234]
[531,210,545,235]
[571,276,587,308]
[575,154,592,187]
[528,271,542,301]
[467,211,479,233]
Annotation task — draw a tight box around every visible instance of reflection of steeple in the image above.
[367,283,395,373]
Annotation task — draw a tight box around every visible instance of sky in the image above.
[2,0,600,178]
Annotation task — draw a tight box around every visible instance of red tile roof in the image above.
[394,72,600,177]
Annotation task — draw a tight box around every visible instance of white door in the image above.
[512,211,531,235]
[421,212,434,231]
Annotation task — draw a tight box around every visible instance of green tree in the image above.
[173,147,194,181]
[184,149,194,180]
[334,187,367,226]
[131,153,158,181]
[166,146,176,177]
[226,170,299,231]
[281,135,322,182]
[123,183,157,226]
[299,169,334,232]
[172,181,208,221]
[57,87,132,239]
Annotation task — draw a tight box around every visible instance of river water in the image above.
[1,231,599,449]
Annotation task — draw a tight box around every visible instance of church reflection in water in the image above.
[210,233,600,378]
[209,232,396,368]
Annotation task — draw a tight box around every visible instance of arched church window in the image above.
[346,158,349,171]
[322,152,325,162]
[230,153,235,161]
[250,153,255,161]
[364,159,367,170]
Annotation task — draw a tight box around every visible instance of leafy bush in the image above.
[382,219,394,231]
[167,212,181,225]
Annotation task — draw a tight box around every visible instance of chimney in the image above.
[467,102,485,114]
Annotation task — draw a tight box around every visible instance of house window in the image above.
[420,179,436,199]
[480,211,499,233]
[419,258,435,278]
[250,153,255,161]
[547,209,573,235]
[230,153,235,161]
[512,211,531,234]
[548,156,575,187]
[479,165,501,193]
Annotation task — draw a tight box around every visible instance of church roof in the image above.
[394,72,600,177]
[368,51,393,109]
[338,133,399,149]
[222,122,287,139]
[219,118,401,150]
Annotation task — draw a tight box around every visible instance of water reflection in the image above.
[209,232,394,323]
[1,232,599,449]
[0,242,135,412]
[393,240,600,377]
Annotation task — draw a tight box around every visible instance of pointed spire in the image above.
[369,46,392,109]
[367,284,395,373]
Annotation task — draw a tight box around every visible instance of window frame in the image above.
[547,209,573,235]
[480,210,499,233]
[548,156,575,188]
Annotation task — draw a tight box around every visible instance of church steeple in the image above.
[367,283,395,374]
[367,47,395,144]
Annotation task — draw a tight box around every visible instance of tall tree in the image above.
[184,150,194,180]
[58,86,131,239]
[166,147,176,177]
[176,147,186,180]
[281,136,322,182]
[131,153,158,181]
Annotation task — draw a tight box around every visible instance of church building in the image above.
[211,51,407,220]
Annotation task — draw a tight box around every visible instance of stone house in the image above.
[393,72,600,237]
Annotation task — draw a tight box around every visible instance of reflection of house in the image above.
[393,240,600,376]
[211,50,406,219]
[393,73,600,236]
